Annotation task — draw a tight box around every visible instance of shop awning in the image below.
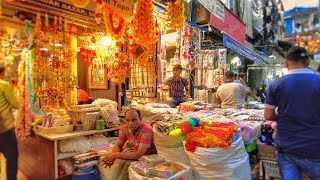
[223,33,264,65]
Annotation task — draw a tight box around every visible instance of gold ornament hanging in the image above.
[132,0,158,46]
[166,0,185,29]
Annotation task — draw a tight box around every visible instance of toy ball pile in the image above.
[170,118,199,137]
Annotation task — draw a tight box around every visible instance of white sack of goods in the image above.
[153,124,191,166]
[184,137,251,180]
[183,122,251,180]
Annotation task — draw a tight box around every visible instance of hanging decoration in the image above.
[95,2,128,41]
[31,13,78,112]
[103,7,127,41]
[71,0,90,8]
[108,33,131,85]
[166,0,185,29]
[80,36,96,67]
[132,0,158,46]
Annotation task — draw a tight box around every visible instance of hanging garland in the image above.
[95,3,127,41]
[80,39,96,67]
[166,0,185,29]
[132,0,158,46]
[109,35,131,85]
[103,7,127,41]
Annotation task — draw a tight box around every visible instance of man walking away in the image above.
[264,47,320,180]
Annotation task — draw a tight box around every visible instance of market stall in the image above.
[0,0,279,179]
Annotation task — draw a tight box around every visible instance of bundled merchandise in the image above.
[178,102,214,113]
[194,89,209,102]
[92,98,120,126]
[59,135,114,153]
[129,160,193,180]
[139,155,166,166]
[59,136,92,153]
[68,104,101,130]
[73,152,99,169]
[194,50,224,88]
[58,159,74,177]
[238,121,262,144]
[153,118,200,166]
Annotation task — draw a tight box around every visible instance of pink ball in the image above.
[271,122,277,130]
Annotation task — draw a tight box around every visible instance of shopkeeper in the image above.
[164,64,190,108]
[215,71,252,109]
[102,108,156,179]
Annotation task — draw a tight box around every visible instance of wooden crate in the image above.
[257,144,276,161]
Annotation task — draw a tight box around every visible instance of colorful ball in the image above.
[169,128,182,137]
[186,119,196,128]
[190,117,199,126]
[180,121,192,135]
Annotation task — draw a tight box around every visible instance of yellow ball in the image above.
[169,128,182,137]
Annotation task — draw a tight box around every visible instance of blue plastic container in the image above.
[72,168,100,180]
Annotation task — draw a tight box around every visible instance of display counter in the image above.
[18,128,119,180]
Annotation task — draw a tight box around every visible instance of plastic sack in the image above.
[92,99,120,125]
[98,159,127,180]
[139,154,165,166]
[59,137,92,153]
[184,137,251,180]
[153,126,191,166]
[129,161,194,180]
[88,134,110,149]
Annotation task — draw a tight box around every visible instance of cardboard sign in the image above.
[104,0,133,22]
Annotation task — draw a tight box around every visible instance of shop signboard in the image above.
[314,53,320,63]
[223,33,264,65]
[212,0,225,21]
[197,0,224,21]
[22,0,96,18]
[210,3,246,45]
[103,0,133,22]
[20,0,133,21]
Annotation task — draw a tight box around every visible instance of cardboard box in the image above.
[195,2,210,25]
[258,144,276,161]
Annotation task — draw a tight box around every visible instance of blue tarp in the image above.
[223,33,264,65]
[284,7,319,16]
[285,18,294,35]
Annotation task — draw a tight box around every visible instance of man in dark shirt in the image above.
[256,85,267,104]
[264,47,320,180]
[164,64,189,108]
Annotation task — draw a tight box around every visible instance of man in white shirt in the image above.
[215,71,252,109]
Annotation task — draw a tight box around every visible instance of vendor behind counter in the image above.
[164,64,190,108]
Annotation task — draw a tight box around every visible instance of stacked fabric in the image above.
[184,122,238,152]
[178,101,214,113]
[73,152,99,170]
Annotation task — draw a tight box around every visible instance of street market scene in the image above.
[0,0,320,179]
